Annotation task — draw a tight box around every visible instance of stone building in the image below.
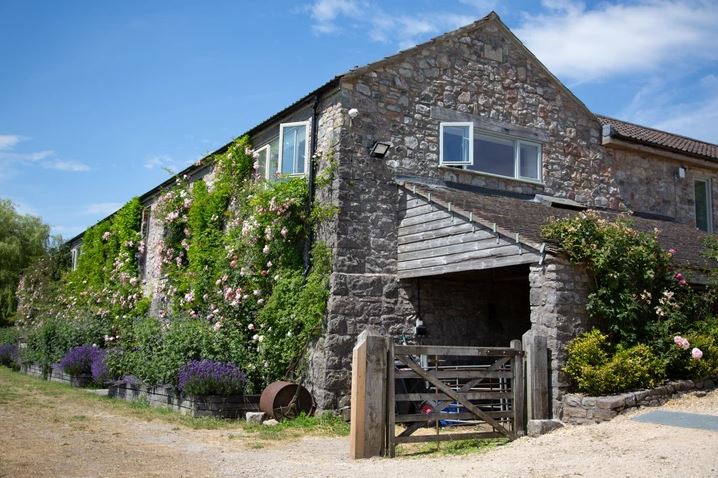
[68,12,718,418]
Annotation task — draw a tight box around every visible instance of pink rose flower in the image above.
[692,348,703,360]
[674,336,690,350]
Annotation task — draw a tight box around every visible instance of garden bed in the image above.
[108,382,260,418]
[562,376,718,424]
[49,366,93,388]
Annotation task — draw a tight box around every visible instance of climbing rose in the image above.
[692,348,703,360]
[262,245,270,254]
[668,248,677,256]
[102,231,111,241]
[674,336,690,350]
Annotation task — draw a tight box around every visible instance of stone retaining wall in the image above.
[108,383,260,418]
[20,363,46,379]
[49,366,93,387]
[562,377,718,425]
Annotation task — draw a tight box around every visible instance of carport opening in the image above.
[414,264,531,348]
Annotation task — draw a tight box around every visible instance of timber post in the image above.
[510,339,526,436]
[350,328,389,459]
[522,331,549,420]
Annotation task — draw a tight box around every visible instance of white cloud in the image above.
[144,154,180,171]
[45,159,91,172]
[0,134,90,176]
[515,0,718,83]
[307,0,475,50]
[310,0,363,33]
[83,202,123,216]
[0,134,25,151]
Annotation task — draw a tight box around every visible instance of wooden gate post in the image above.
[350,329,389,459]
[522,331,549,420]
[510,339,526,436]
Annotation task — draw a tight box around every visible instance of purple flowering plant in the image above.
[59,344,106,382]
[0,343,19,368]
[177,359,246,396]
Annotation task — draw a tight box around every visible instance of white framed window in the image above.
[695,179,713,232]
[279,121,309,176]
[440,122,474,165]
[254,137,280,180]
[439,122,542,182]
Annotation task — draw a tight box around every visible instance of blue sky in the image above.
[1,0,717,239]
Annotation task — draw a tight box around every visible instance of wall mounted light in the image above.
[369,141,391,158]
[677,165,687,179]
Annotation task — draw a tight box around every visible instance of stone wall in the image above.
[528,259,592,418]
[562,377,717,424]
[608,146,718,227]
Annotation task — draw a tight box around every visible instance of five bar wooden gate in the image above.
[386,340,524,456]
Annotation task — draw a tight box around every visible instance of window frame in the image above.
[254,143,271,180]
[278,121,310,177]
[439,122,474,166]
[439,122,543,183]
[695,178,714,233]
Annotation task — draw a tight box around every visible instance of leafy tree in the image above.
[0,200,51,325]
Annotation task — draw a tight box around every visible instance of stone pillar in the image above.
[529,258,591,418]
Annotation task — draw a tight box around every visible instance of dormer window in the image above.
[439,122,542,182]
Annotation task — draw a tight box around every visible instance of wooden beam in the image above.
[522,331,549,420]
[394,431,504,444]
[395,345,520,357]
[511,339,526,436]
[394,369,513,380]
[397,253,540,279]
[396,410,514,423]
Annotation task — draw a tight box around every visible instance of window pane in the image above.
[695,180,710,231]
[269,137,279,178]
[442,125,470,163]
[519,143,539,179]
[295,127,306,174]
[471,135,514,177]
[281,125,307,175]
[255,148,268,179]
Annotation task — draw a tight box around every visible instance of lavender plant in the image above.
[59,344,103,377]
[0,343,19,368]
[177,359,246,396]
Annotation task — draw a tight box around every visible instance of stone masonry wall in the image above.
[313,17,611,410]
[529,259,593,418]
[562,377,717,424]
[609,147,718,227]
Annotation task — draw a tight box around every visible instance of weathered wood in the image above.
[403,197,427,210]
[396,410,514,422]
[523,331,549,420]
[395,345,520,357]
[398,236,514,262]
[397,244,533,271]
[394,369,512,380]
[398,216,458,236]
[398,222,476,245]
[386,341,396,458]
[396,355,514,438]
[395,391,513,402]
[397,253,540,278]
[400,210,452,228]
[350,329,388,459]
[398,229,494,254]
[394,431,504,444]
[401,203,437,219]
[511,339,526,436]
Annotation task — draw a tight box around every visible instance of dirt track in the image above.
[1,370,717,478]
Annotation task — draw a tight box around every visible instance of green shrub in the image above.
[24,316,111,368]
[0,327,19,346]
[565,329,664,395]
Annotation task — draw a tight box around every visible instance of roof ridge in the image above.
[596,114,718,149]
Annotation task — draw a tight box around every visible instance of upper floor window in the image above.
[695,179,713,232]
[254,137,280,180]
[279,122,309,176]
[439,122,542,182]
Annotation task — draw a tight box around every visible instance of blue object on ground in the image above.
[632,410,718,432]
